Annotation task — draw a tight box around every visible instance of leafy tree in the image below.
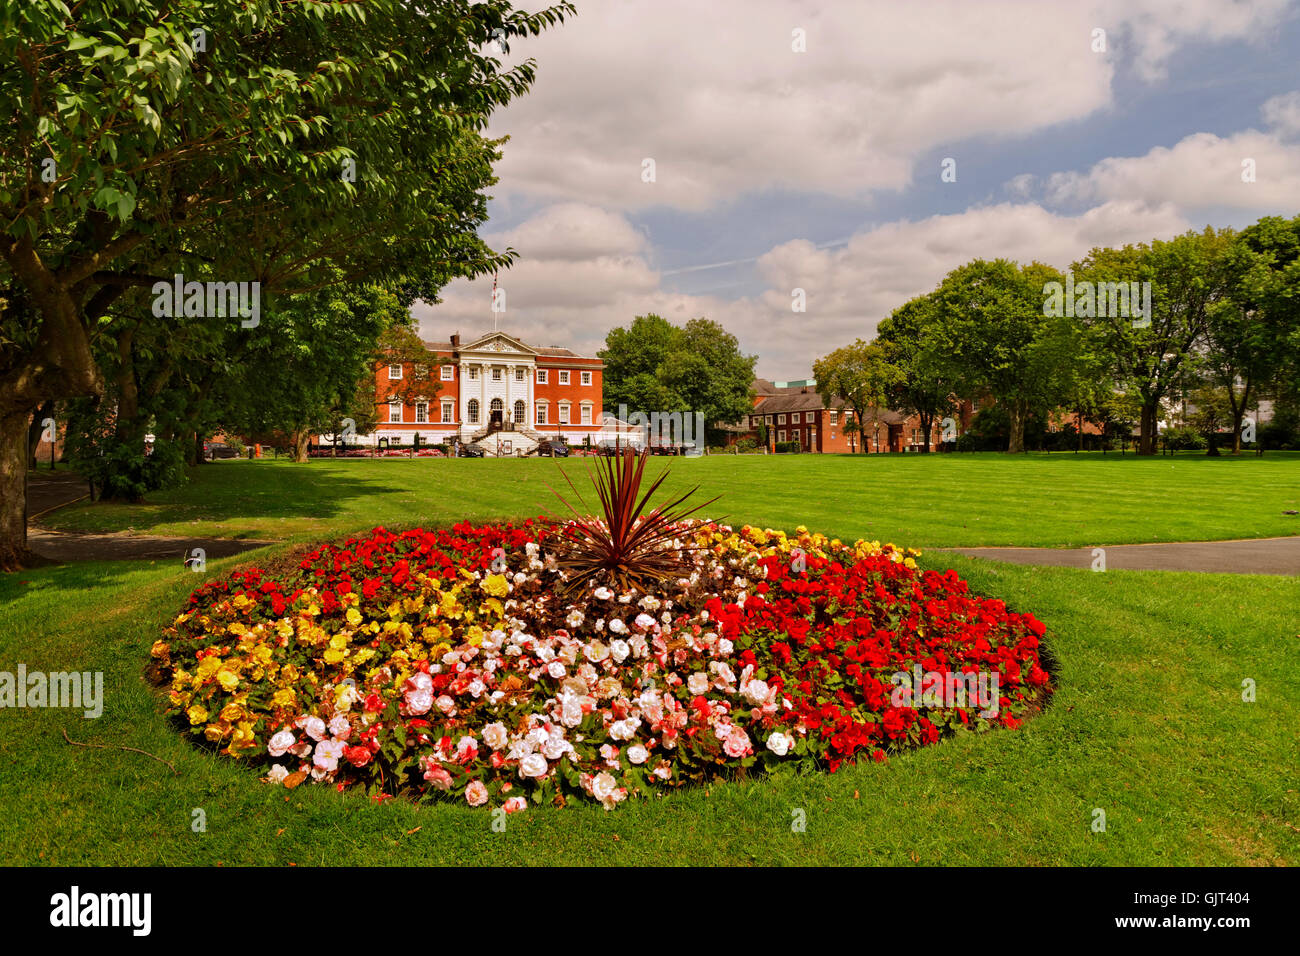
[875,293,955,453]
[0,0,573,567]
[600,314,756,443]
[223,283,414,461]
[925,259,1072,453]
[1073,228,1236,455]
[812,339,900,454]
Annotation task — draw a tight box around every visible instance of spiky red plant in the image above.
[550,448,717,597]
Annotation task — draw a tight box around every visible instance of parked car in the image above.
[596,439,644,456]
[204,441,239,460]
[534,438,570,457]
[456,443,485,458]
[648,441,696,456]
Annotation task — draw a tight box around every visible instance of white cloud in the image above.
[1044,128,1300,210]
[416,200,1192,381]
[488,0,1289,210]
[1262,90,1300,139]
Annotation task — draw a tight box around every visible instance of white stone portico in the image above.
[456,332,537,440]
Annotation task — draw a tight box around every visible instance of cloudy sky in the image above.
[414,0,1300,380]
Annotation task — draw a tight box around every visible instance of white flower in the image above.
[607,618,629,635]
[328,715,350,739]
[584,641,610,663]
[566,610,585,629]
[634,613,656,631]
[543,736,571,760]
[652,763,671,781]
[609,717,641,741]
[519,754,549,778]
[593,586,614,600]
[560,699,584,728]
[267,730,296,757]
[765,732,794,756]
[547,660,567,679]
[266,764,290,784]
[313,738,345,771]
[299,716,327,742]
[483,722,509,751]
[468,679,486,698]
[591,771,617,801]
[687,672,710,696]
[718,638,734,656]
[743,679,771,706]
[435,694,455,714]
[627,744,649,765]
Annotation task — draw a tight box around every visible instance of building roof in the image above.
[419,333,599,362]
[749,380,909,424]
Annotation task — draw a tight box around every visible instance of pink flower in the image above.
[267,729,296,757]
[465,780,489,806]
[502,795,528,814]
[402,673,434,715]
[421,757,453,790]
[723,727,752,759]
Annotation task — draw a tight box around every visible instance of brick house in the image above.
[358,331,604,453]
[739,378,973,453]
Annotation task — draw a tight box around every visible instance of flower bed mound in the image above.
[154,519,1053,812]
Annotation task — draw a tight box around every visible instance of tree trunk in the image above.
[1138,401,1159,455]
[192,431,205,466]
[918,412,933,452]
[293,429,311,463]
[1006,403,1025,454]
[0,410,35,571]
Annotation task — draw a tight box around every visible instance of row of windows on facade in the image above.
[773,427,935,446]
[751,409,852,427]
[388,398,594,426]
[388,365,592,387]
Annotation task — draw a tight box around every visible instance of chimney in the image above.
[451,332,460,349]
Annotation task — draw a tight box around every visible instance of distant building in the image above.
[352,331,604,452]
[737,378,973,453]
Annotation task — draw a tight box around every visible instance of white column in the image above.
[505,363,513,424]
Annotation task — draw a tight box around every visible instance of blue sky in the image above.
[416,0,1300,380]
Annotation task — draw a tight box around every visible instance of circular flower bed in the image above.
[153,520,1052,811]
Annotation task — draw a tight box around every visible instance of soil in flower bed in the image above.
[152,519,1053,811]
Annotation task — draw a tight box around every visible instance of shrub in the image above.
[774,441,800,453]
[1162,425,1207,450]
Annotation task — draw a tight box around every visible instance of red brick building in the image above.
[361,331,604,452]
[741,378,973,453]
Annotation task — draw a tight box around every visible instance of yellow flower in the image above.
[466,625,484,647]
[150,640,170,659]
[218,702,245,722]
[282,663,300,683]
[204,722,228,742]
[231,721,258,751]
[187,704,209,725]
[216,668,240,692]
[345,607,362,626]
[324,648,346,664]
[480,574,509,598]
[197,656,222,680]
[272,688,297,708]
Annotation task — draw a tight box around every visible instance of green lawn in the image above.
[36,450,1300,548]
[3,452,1298,865]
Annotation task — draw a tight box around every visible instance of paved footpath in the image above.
[942,536,1300,576]
[25,470,276,564]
